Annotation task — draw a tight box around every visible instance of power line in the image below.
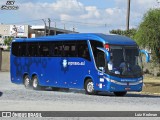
[7,19,45,25]
[5,17,137,29]
[4,16,139,33]
[49,18,110,27]
[7,17,110,27]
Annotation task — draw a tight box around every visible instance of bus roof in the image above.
[12,33,137,46]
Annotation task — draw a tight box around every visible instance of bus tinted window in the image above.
[19,43,27,57]
[63,41,76,57]
[77,41,91,61]
[12,40,91,60]
[90,40,103,66]
[27,42,38,57]
[90,40,103,58]
[53,42,63,57]
[39,42,50,57]
[12,42,19,56]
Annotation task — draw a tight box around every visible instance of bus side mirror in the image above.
[96,47,110,62]
[105,50,110,62]
[140,49,150,63]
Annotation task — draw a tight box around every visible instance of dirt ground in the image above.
[142,75,160,94]
[1,51,10,71]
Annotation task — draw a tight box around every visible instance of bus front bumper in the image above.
[107,79,143,92]
[96,77,143,92]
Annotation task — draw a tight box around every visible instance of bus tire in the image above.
[114,91,127,96]
[85,79,96,95]
[24,75,31,89]
[32,76,41,90]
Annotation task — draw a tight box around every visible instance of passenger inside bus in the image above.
[82,47,90,60]
[119,59,126,68]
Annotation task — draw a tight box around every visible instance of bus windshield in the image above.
[107,46,143,78]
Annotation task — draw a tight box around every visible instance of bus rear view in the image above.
[10,33,150,96]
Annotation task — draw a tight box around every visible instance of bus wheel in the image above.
[32,76,41,90]
[85,79,95,95]
[24,75,31,89]
[114,92,127,96]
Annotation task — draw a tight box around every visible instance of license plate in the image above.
[125,88,130,90]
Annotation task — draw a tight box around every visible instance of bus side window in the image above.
[39,42,50,57]
[71,45,76,57]
[54,46,59,56]
[96,50,105,69]
[77,41,91,61]
[63,45,70,57]
[90,40,104,68]
[12,42,19,56]
[53,42,63,57]
[27,42,38,57]
[12,42,27,57]
[19,43,27,57]
[63,41,76,57]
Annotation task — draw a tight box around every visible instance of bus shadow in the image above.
[0,91,3,97]
[51,88,86,94]
[67,90,160,98]
[125,93,160,98]
[44,87,86,94]
[43,88,160,98]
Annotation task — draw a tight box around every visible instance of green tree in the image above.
[109,28,137,39]
[4,37,13,46]
[134,9,160,64]
[4,37,13,50]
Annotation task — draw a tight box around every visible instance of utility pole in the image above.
[48,18,51,36]
[126,0,131,31]
[42,19,46,36]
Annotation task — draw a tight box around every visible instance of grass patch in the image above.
[142,75,160,94]
[143,83,160,94]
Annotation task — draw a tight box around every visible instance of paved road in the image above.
[0,72,160,120]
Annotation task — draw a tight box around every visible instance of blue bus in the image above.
[10,33,150,96]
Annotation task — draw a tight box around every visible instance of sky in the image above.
[0,0,159,33]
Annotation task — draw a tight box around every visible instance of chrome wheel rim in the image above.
[24,77,30,87]
[87,82,94,93]
[33,78,38,88]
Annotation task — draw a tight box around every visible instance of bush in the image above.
[134,8,160,64]
[109,28,137,39]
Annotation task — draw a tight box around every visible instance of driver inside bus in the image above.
[119,59,126,68]
[119,58,131,75]
[108,56,113,71]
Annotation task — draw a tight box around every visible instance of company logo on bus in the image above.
[62,59,68,68]
[62,59,85,69]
